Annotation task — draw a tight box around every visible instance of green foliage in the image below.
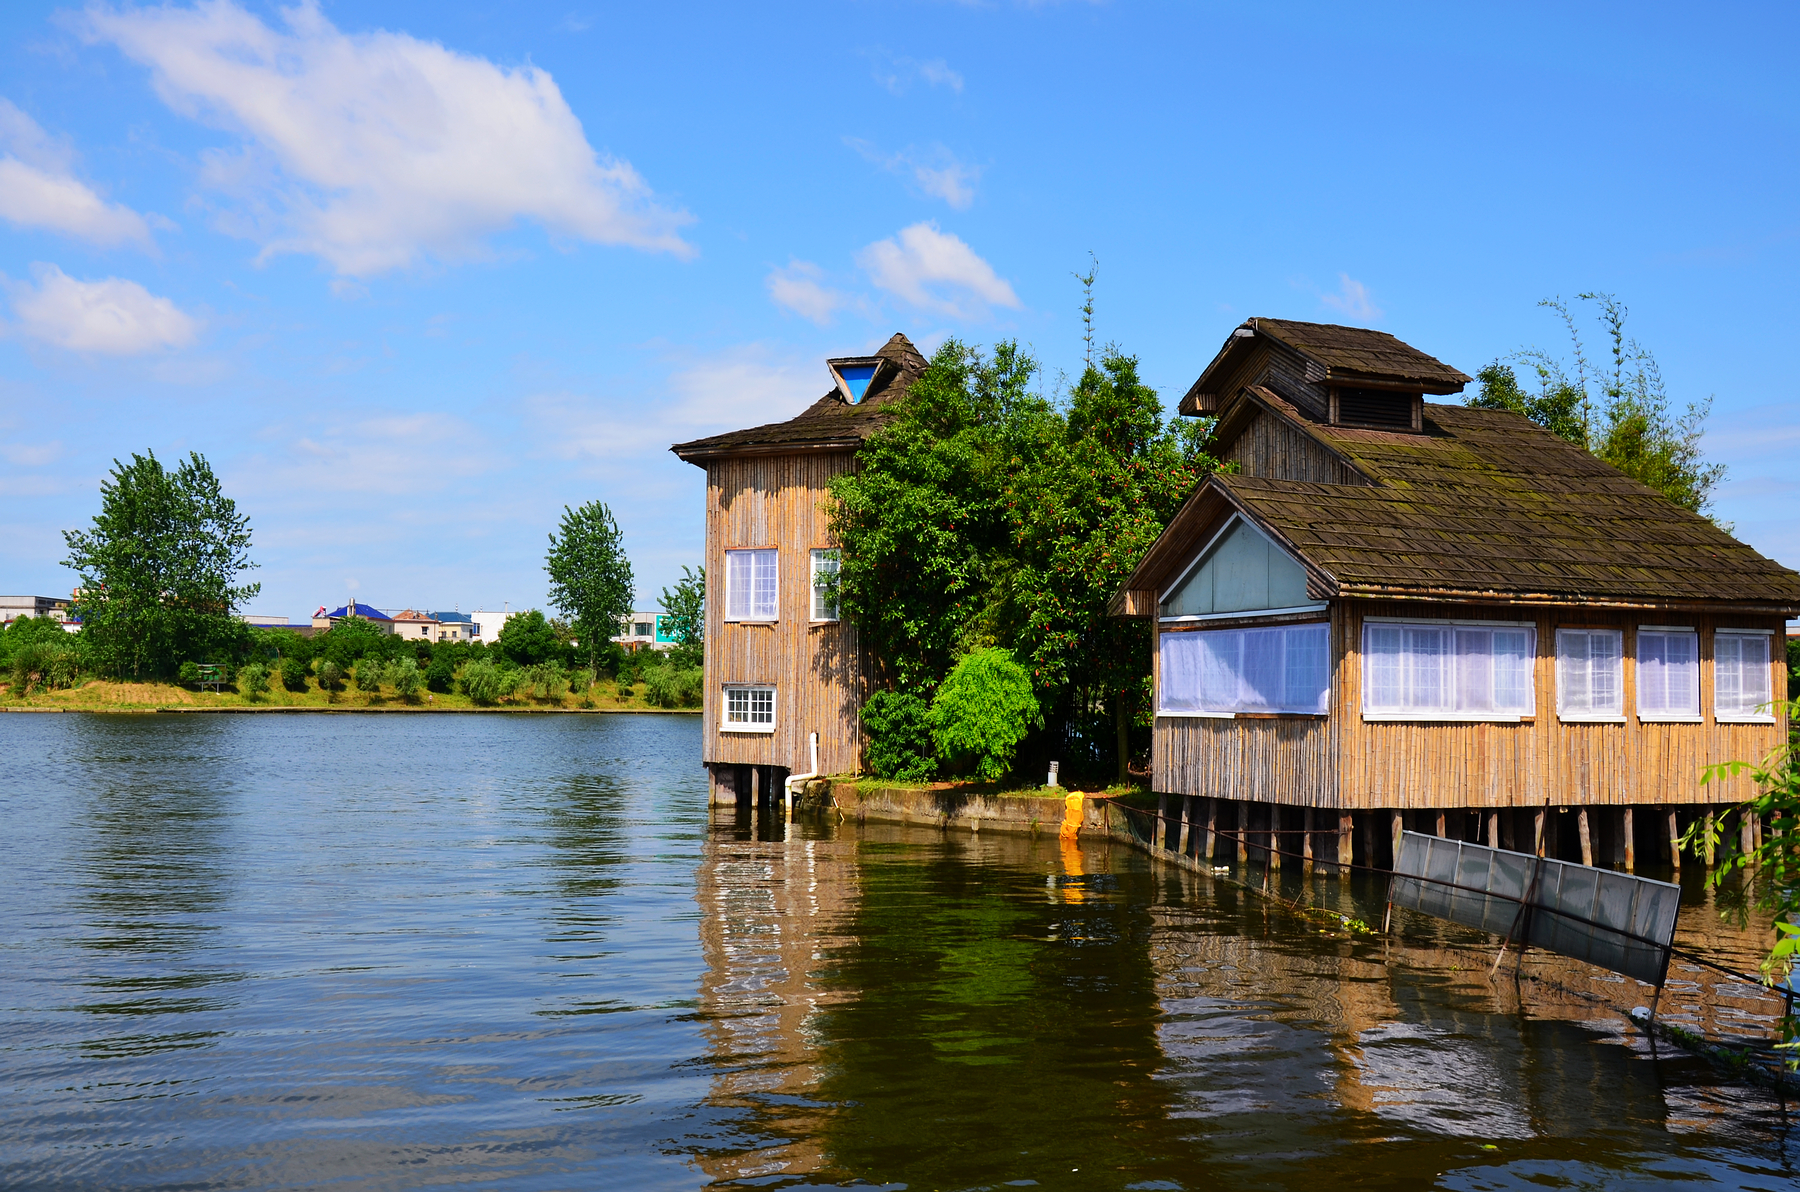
[545,500,635,672]
[425,654,455,694]
[354,658,385,693]
[1684,702,1800,1064]
[279,656,309,692]
[9,638,83,693]
[0,615,73,670]
[238,662,270,700]
[861,689,936,782]
[178,660,201,687]
[317,618,389,670]
[1789,638,1800,696]
[643,663,702,708]
[659,565,705,670]
[62,451,259,679]
[829,332,1218,779]
[462,658,502,704]
[1471,294,1726,521]
[496,609,561,667]
[517,662,568,700]
[926,648,1040,782]
[316,659,343,692]
[389,657,422,701]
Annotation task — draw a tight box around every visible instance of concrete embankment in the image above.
[809,780,1135,840]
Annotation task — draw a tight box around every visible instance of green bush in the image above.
[354,658,385,693]
[10,640,83,694]
[497,666,521,699]
[238,662,270,700]
[425,655,455,694]
[861,690,936,781]
[317,659,343,692]
[462,659,502,705]
[178,660,201,688]
[391,657,423,701]
[279,656,309,692]
[926,648,1039,782]
[643,664,702,708]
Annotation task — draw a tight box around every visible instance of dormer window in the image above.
[1332,387,1422,431]
[828,356,886,404]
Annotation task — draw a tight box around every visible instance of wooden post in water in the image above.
[1302,808,1315,866]
[1203,797,1217,862]
[1266,804,1282,870]
[1338,811,1353,868]
[1390,809,1403,868]
[1533,807,1546,858]
[1236,800,1247,863]
[1668,808,1682,874]
[1578,808,1594,866]
[1156,793,1170,850]
[1485,811,1500,849]
[1740,809,1755,866]
[1702,806,1716,869]
[1623,806,1635,872]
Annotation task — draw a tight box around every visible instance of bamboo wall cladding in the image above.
[1153,598,1788,811]
[1225,409,1363,485]
[702,451,875,776]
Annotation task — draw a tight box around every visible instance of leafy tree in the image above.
[62,451,259,679]
[927,648,1040,782]
[279,656,309,692]
[354,658,385,692]
[0,615,73,670]
[545,500,635,672]
[1470,294,1726,520]
[496,609,561,667]
[425,654,455,694]
[317,659,343,693]
[317,618,390,671]
[462,658,502,705]
[390,657,423,702]
[659,565,705,670]
[861,690,936,782]
[643,663,702,708]
[238,662,270,701]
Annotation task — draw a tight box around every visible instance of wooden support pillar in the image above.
[1434,809,1447,838]
[1203,798,1217,862]
[750,765,762,809]
[1533,807,1546,858]
[1236,800,1248,863]
[1175,796,1192,856]
[1740,809,1755,866]
[1390,809,1404,868]
[1338,811,1354,867]
[1623,806,1636,873]
[1668,807,1682,873]
[1578,807,1594,867]
[1702,806,1715,869]
[1302,808,1315,865]
[1752,810,1764,864]
[1485,811,1500,850]
[1156,793,1170,850]
[1266,805,1281,870]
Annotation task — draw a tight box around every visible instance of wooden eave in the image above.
[671,437,863,464]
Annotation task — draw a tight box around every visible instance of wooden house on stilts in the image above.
[672,334,930,808]
[1112,318,1800,872]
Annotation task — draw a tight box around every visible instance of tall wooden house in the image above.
[672,334,929,804]
[1112,318,1800,871]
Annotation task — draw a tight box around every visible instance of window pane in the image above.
[811,549,840,620]
[1158,632,1204,713]
[1557,630,1589,712]
[751,550,778,619]
[1454,629,1494,712]
[1558,629,1622,715]
[1161,624,1329,715]
[1405,626,1448,711]
[1199,630,1242,710]
[1717,634,1769,717]
[726,551,752,620]
[1285,624,1329,712]
[1365,624,1403,711]
[1241,627,1284,710]
[1493,630,1534,712]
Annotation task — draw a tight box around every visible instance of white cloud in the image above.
[82,0,692,276]
[873,55,964,95]
[1320,273,1382,322]
[856,222,1019,319]
[0,99,153,248]
[845,138,979,209]
[6,263,199,354]
[766,259,846,325]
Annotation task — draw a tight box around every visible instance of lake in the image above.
[1,713,1794,1189]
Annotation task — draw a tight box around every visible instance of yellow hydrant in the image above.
[1060,791,1084,841]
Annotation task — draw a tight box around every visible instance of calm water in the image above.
[1,713,1794,1190]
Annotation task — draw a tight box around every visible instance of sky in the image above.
[1,0,1795,620]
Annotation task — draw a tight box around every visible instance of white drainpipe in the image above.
[784,732,819,820]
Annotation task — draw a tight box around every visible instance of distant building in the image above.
[312,602,396,633]
[1,595,71,626]
[613,611,678,652]
[391,609,440,641]
[240,613,318,636]
[468,608,515,643]
[432,612,475,643]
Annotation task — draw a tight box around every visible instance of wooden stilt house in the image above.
[672,334,929,806]
[1111,318,1800,872]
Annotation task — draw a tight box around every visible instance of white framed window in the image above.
[1636,627,1699,721]
[722,685,776,733]
[725,548,778,621]
[1715,630,1774,723]
[810,548,840,621]
[1557,628,1624,721]
[1362,620,1536,720]
[1158,623,1329,717]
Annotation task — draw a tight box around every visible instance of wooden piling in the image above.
[1337,810,1353,867]
[1668,808,1682,873]
[1623,806,1635,873]
[1302,808,1314,865]
[1578,808,1593,867]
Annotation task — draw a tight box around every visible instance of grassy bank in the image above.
[0,679,698,713]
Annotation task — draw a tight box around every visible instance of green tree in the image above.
[62,451,259,678]
[861,690,936,782]
[658,565,705,670]
[927,648,1040,782]
[496,609,560,667]
[545,500,635,672]
[238,662,270,701]
[1471,294,1726,520]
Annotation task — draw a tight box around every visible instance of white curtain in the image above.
[1159,623,1329,715]
[726,549,778,620]
[1363,622,1535,716]
[1556,628,1622,716]
[1637,630,1699,717]
[1715,633,1771,719]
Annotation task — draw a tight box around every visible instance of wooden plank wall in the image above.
[1151,599,1788,809]
[1225,409,1365,485]
[703,451,874,776]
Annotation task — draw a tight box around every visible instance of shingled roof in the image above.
[671,333,930,461]
[1181,317,1472,415]
[1120,401,1800,614]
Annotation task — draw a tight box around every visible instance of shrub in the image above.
[9,641,83,694]
[354,658,385,693]
[317,659,343,692]
[238,662,270,700]
[496,666,521,699]
[462,659,502,705]
[862,690,936,781]
[279,656,309,692]
[390,657,423,702]
[927,648,1039,782]
[643,664,702,708]
[178,660,202,688]
[425,655,455,694]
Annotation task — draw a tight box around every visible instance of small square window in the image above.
[1715,631,1773,722]
[1636,628,1699,721]
[723,685,776,733]
[726,549,778,620]
[1557,628,1624,721]
[811,549,840,621]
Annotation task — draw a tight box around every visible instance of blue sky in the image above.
[1,1,1794,619]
